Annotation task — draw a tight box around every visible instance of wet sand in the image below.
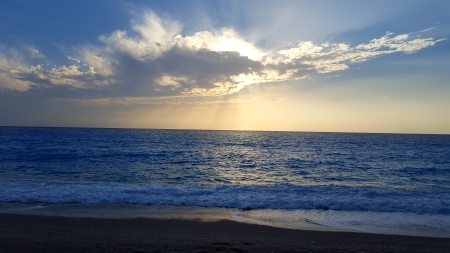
[1,213,449,253]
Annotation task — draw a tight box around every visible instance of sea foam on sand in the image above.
[231,209,450,238]
[1,203,450,238]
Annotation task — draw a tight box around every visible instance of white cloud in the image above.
[262,31,446,81]
[26,46,45,59]
[0,73,30,91]
[97,11,182,61]
[354,32,446,54]
[174,29,265,60]
[0,45,34,91]
[66,55,81,63]
[78,47,114,76]
[0,11,445,96]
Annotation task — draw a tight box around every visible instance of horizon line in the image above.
[1,125,449,136]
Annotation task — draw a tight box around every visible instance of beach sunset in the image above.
[1,1,449,252]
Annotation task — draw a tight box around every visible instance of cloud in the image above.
[26,46,45,59]
[12,64,110,89]
[0,44,36,91]
[264,32,447,80]
[0,10,445,97]
[66,56,81,63]
[78,96,287,108]
[0,73,30,91]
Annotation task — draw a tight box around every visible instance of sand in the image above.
[1,213,449,253]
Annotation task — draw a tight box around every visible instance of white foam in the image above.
[2,179,450,215]
[231,209,450,238]
[230,209,346,232]
[2,202,449,237]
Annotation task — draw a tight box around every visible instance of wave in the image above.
[1,179,449,215]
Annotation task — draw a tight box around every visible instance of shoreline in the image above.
[1,213,450,253]
[2,203,450,238]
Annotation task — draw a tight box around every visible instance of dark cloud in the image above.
[158,47,263,77]
[83,47,264,98]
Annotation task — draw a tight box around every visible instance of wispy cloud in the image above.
[66,56,81,63]
[0,11,445,96]
[78,96,287,108]
[26,46,45,59]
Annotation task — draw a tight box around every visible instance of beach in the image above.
[1,213,450,253]
[1,128,450,252]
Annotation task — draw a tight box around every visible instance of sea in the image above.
[1,126,450,237]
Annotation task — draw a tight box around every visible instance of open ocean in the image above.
[1,127,450,237]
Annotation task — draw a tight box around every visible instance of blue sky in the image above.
[1,0,449,133]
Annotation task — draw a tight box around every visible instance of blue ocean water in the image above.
[1,126,450,215]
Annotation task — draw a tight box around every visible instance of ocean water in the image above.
[1,126,450,237]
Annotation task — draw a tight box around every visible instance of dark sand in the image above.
[1,213,449,253]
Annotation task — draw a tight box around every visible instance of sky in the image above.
[0,0,449,134]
